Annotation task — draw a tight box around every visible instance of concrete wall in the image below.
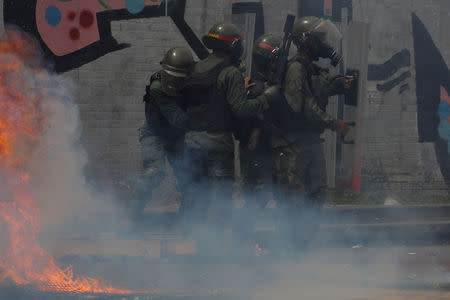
[353,0,448,202]
[64,1,233,184]
[1,0,449,203]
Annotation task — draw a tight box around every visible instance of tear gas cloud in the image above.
[0,26,446,299]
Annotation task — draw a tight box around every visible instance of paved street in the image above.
[35,242,450,300]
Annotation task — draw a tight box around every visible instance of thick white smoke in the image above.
[0,26,136,294]
[0,31,126,233]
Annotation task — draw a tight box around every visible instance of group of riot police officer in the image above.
[131,16,355,255]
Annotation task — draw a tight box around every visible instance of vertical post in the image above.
[230,12,256,204]
[335,7,349,189]
[243,13,256,77]
[340,21,370,191]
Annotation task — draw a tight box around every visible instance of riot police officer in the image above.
[233,34,283,253]
[130,47,205,220]
[295,16,355,110]
[181,23,281,254]
[268,16,352,252]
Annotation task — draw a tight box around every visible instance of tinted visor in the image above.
[310,19,342,48]
[310,19,342,65]
[161,69,187,96]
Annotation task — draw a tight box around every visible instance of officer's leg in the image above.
[130,124,166,220]
[166,141,186,216]
[203,150,234,254]
[233,149,272,253]
[307,143,327,207]
[180,147,210,236]
[301,142,327,246]
[272,145,308,254]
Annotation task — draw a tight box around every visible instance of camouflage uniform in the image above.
[268,58,341,249]
[271,58,338,200]
[132,75,203,217]
[233,73,275,246]
[243,74,274,202]
[311,65,335,110]
[182,53,276,239]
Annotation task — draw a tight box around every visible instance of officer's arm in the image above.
[151,87,203,131]
[311,73,332,103]
[225,68,270,117]
[304,98,338,130]
[284,62,337,130]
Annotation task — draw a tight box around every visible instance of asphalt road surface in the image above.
[33,244,450,300]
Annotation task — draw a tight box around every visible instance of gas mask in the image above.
[317,41,342,67]
[310,19,343,67]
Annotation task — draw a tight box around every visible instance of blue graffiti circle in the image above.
[45,6,62,27]
[438,101,450,120]
[126,0,146,14]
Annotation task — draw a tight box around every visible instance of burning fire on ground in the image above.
[0,29,135,295]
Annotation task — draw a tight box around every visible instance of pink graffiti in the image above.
[36,0,161,56]
[440,86,450,123]
[324,0,333,17]
[441,86,450,105]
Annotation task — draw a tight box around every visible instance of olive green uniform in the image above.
[267,58,339,249]
[132,78,202,217]
[271,59,337,198]
[311,66,335,110]
[183,53,273,243]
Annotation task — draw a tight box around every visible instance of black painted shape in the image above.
[232,2,265,41]
[170,0,209,60]
[376,71,411,92]
[368,49,411,81]
[412,12,450,184]
[3,0,185,73]
[399,83,410,94]
[171,15,209,60]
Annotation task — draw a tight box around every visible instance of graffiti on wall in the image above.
[412,13,450,183]
[3,0,189,72]
[4,1,448,185]
[37,0,162,56]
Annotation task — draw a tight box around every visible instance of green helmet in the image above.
[252,34,282,69]
[202,23,244,60]
[160,47,194,96]
[292,16,343,66]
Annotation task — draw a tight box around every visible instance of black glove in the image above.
[328,76,356,96]
[143,85,152,102]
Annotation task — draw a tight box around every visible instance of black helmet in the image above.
[202,23,244,60]
[292,16,342,66]
[252,34,282,70]
[160,47,194,96]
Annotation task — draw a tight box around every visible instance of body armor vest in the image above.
[181,61,234,133]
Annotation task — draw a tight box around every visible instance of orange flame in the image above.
[0,30,135,295]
